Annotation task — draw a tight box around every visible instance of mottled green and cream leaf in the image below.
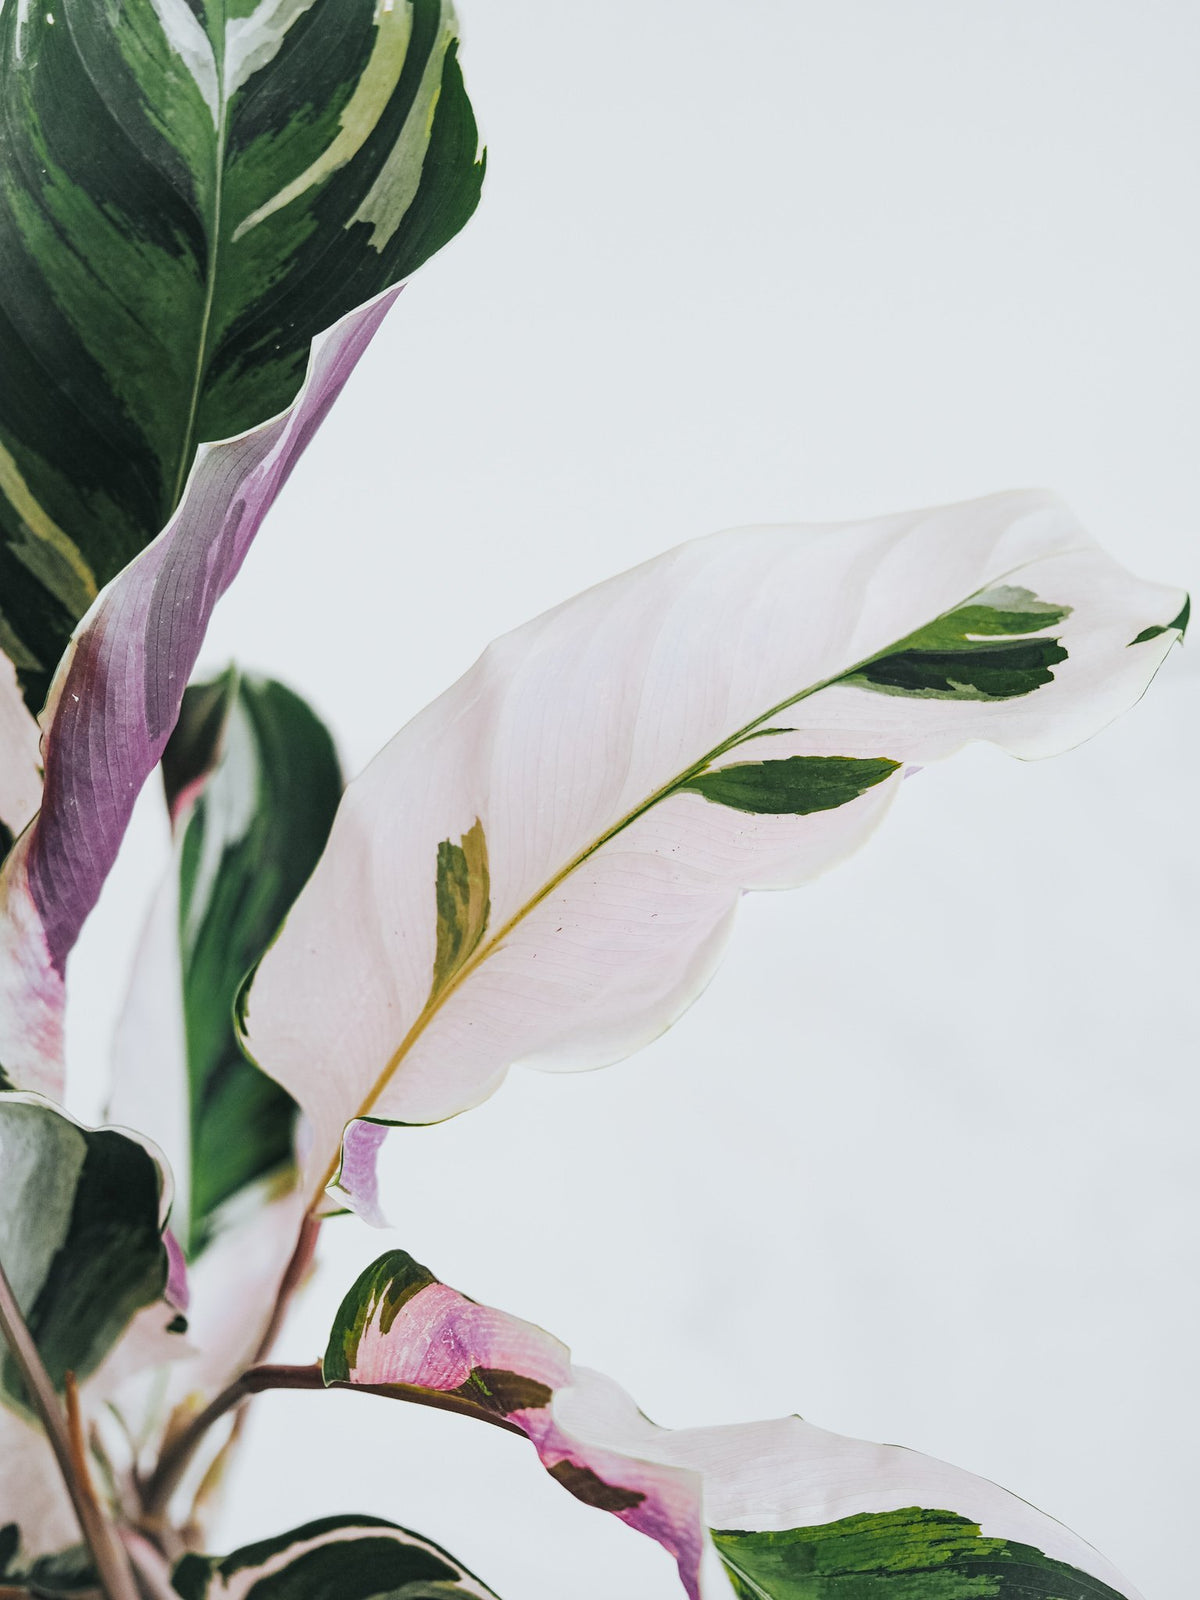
[432,819,491,996]
[241,492,1186,1220]
[712,1511,1127,1600]
[0,0,483,708]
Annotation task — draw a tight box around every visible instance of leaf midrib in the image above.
[168,10,229,511]
[312,553,1082,1205]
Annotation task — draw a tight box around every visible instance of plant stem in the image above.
[118,1530,181,1600]
[140,1361,526,1521]
[0,1257,139,1600]
[250,1211,321,1367]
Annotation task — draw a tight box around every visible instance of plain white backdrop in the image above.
[67,4,1197,1597]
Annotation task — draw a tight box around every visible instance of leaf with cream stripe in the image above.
[240,490,1187,1218]
[172,1515,501,1600]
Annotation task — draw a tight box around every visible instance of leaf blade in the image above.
[172,1514,501,1600]
[324,1251,1141,1600]
[241,491,1187,1215]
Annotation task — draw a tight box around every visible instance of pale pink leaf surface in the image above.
[326,1252,1139,1600]
[244,491,1185,1218]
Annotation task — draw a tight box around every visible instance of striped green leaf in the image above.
[172,1515,501,1600]
[111,670,342,1257]
[0,0,483,711]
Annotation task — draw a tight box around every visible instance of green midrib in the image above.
[720,1552,776,1600]
[168,7,228,511]
[318,548,1086,1199]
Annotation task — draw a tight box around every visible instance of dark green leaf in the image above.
[172,1515,500,1600]
[169,673,342,1254]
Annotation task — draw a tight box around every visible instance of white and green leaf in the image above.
[111,669,341,1258]
[172,1515,501,1600]
[241,490,1188,1217]
[324,1250,1140,1600]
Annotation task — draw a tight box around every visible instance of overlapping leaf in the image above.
[111,670,341,1257]
[0,1093,179,1558]
[0,1095,174,1411]
[241,490,1188,1217]
[173,1515,501,1600]
[0,0,483,1098]
[324,1250,1138,1600]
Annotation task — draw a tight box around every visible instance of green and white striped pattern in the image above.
[0,0,483,710]
[173,1515,501,1600]
[109,669,342,1257]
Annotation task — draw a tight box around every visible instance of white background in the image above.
[68,4,1198,1597]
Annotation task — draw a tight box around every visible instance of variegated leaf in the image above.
[0,1094,176,1412]
[110,670,341,1257]
[172,1515,500,1600]
[325,1251,1139,1600]
[0,0,482,1100]
[0,1093,182,1559]
[0,0,482,714]
[241,490,1188,1218]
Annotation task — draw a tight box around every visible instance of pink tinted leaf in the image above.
[324,1251,1141,1600]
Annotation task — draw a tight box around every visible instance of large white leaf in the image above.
[242,490,1186,1216]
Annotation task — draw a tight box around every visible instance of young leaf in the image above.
[0,1094,175,1413]
[172,1515,501,1600]
[241,491,1187,1217]
[0,0,483,714]
[0,0,483,1099]
[324,1251,1139,1600]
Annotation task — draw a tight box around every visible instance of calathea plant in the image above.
[0,3,1188,1597]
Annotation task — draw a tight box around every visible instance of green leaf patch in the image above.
[682,756,901,815]
[713,1507,1127,1600]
